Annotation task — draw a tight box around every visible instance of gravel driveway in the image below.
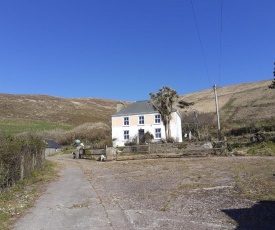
[13,154,275,230]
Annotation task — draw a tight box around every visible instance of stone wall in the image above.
[119,143,199,154]
[106,142,217,159]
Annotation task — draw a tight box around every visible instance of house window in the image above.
[155,128,161,139]
[139,116,144,125]
[155,114,161,123]
[124,130,129,140]
[124,117,129,126]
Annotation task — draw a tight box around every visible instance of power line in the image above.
[218,0,224,86]
[190,0,211,85]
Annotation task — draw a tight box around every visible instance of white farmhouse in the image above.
[111,100,182,147]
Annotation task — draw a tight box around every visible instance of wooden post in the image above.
[32,153,35,170]
[20,154,24,181]
[105,145,107,161]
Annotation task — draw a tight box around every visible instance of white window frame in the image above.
[139,116,144,125]
[124,117,129,126]
[155,128,161,139]
[124,130,129,140]
[155,114,161,124]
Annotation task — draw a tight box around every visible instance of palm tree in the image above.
[150,86,178,141]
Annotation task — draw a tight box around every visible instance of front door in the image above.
[139,129,145,144]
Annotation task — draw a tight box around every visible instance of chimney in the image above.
[116,102,125,112]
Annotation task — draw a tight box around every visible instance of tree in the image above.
[150,86,178,141]
[268,62,275,89]
[178,100,201,140]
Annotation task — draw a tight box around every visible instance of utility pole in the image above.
[213,84,221,140]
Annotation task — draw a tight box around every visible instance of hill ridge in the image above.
[0,79,274,130]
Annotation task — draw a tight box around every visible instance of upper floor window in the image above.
[124,130,129,140]
[139,116,144,125]
[155,114,161,124]
[124,117,129,126]
[155,128,161,139]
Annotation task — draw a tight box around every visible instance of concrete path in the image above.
[13,155,130,230]
[14,154,262,230]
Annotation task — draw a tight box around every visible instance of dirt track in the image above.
[13,155,275,230]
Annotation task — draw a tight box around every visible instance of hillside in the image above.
[0,79,274,135]
[178,79,275,124]
[0,94,123,127]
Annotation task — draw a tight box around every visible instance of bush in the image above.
[141,131,154,143]
[0,134,46,191]
[167,137,176,143]
[125,141,136,146]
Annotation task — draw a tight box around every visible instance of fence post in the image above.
[20,153,24,181]
[32,153,35,170]
[105,145,107,161]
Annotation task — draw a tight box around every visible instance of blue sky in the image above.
[0,0,274,101]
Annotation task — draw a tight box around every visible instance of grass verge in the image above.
[0,118,72,135]
[0,160,60,230]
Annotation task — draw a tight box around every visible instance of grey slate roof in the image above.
[112,100,178,117]
[112,100,158,116]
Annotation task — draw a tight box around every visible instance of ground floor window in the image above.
[124,130,129,140]
[155,128,161,139]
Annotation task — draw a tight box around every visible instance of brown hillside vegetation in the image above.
[0,94,125,126]
[0,79,274,131]
[178,79,275,123]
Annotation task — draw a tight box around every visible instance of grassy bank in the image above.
[0,160,60,230]
[0,118,72,135]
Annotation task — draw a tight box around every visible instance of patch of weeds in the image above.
[68,202,89,209]
[0,160,60,230]
[247,142,275,156]
[189,209,196,215]
[232,162,275,200]
[177,143,187,149]
[193,175,202,182]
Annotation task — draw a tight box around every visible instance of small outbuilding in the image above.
[44,139,62,156]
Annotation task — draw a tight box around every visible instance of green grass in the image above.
[0,160,60,230]
[0,118,72,135]
[247,141,275,156]
[222,97,236,111]
[48,148,75,157]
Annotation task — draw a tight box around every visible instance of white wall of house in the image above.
[112,111,182,147]
[170,111,183,142]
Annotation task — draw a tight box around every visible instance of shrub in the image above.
[0,134,46,191]
[167,137,176,143]
[141,131,154,143]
